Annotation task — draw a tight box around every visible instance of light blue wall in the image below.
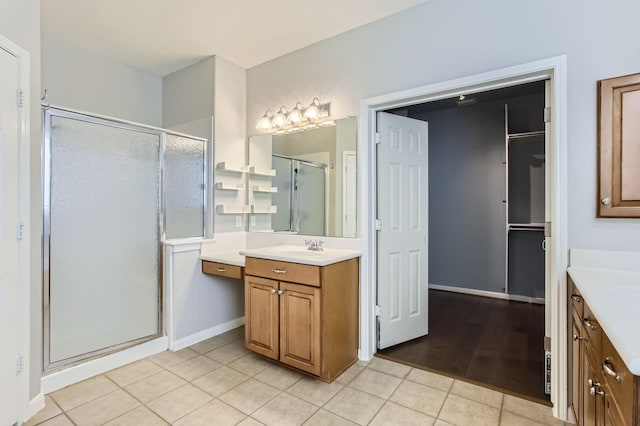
[247,0,640,252]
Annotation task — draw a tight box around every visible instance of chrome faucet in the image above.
[304,239,325,251]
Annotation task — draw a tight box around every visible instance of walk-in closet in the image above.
[379,81,550,402]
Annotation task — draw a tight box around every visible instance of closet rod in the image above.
[508,227,545,232]
[508,130,545,140]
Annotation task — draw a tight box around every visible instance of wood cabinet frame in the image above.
[598,72,640,217]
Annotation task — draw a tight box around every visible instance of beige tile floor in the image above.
[27,327,569,426]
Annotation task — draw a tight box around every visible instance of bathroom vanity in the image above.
[567,250,640,425]
[240,245,360,382]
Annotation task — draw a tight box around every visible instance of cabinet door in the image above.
[279,282,321,376]
[572,317,583,424]
[598,73,640,217]
[245,276,279,360]
[583,353,598,425]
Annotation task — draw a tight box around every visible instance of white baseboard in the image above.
[429,284,545,304]
[41,336,168,394]
[170,317,245,351]
[24,392,45,423]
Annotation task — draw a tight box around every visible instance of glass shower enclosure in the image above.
[271,154,327,236]
[43,107,208,371]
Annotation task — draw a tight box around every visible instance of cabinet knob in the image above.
[572,334,583,341]
[601,197,611,205]
[277,290,284,295]
[271,289,277,294]
[570,294,582,302]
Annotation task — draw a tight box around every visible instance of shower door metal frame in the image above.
[272,154,328,235]
[42,106,210,372]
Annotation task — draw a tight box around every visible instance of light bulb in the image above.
[256,110,273,131]
[287,102,305,125]
[303,97,321,120]
[272,106,288,128]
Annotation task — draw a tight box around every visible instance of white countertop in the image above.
[568,249,640,375]
[239,244,361,266]
[200,251,245,267]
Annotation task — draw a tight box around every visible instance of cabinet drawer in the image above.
[602,334,633,421]
[202,261,243,280]
[245,257,320,287]
[582,302,602,358]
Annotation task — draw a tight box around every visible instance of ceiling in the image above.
[41,0,429,77]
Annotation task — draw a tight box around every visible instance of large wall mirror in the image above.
[248,116,357,237]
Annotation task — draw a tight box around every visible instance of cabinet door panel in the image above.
[245,276,279,359]
[598,73,640,217]
[279,282,321,375]
[572,317,583,424]
[583,352,598,425]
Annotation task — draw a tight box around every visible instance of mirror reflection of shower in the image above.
[272,154,327,236]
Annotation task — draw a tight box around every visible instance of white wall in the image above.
[0,0,42,402]
[247,0,640,252]
[42,37,162,126]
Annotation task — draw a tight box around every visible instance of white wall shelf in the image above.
[216,162,249,174]
[215,204,250,214]
[215,182,245,191]
[251,205,277,214]
[251,185,278,193]
[249,167,276,177]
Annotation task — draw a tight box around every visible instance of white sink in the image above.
[239,245,361,266]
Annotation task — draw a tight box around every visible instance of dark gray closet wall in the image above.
[412,100,506,292]
[405,91,544,294]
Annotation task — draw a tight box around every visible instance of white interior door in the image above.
[376,112,429,349]
[0,45,20,426]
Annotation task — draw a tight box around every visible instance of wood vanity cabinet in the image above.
[569,278,640,425]
[244,256,359,381]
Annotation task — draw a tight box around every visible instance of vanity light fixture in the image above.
[256,97,332,133]
[271,106,288,128]
[256,110,274,131]
[287,102,305,125]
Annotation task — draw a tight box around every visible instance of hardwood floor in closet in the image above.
[378,289,548,403]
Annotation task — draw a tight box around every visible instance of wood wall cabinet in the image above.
[598,73,640,217]
[568,278,640,425]
[244,256,359,381]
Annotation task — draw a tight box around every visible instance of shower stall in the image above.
[271,154,327,236]
[43,107,208,371]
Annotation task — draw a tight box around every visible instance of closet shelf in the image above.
[508,131,545,140]
[215,204,250,214]
[508,223,545,228]
[251,185,278,193]
[215,182,245,191]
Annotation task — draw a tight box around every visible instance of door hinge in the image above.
[543,107,552,123]
[544,221,551,238]
[375,305,382,318]
[16,354,23,373]
[16,89,24,108]
[375,132,382,144]
[16,222,24,240]
[375,219,382,231]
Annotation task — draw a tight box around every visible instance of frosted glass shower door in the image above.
[297,162,326,236]
[272,156,293,232]
[46,114,161,366]
[164,134,206,239]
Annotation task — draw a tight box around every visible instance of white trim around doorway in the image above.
[0,33,37,423]
[358,56,568,421]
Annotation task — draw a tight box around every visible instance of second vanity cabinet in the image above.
[244,256,359,381]
[569,278,639,425]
